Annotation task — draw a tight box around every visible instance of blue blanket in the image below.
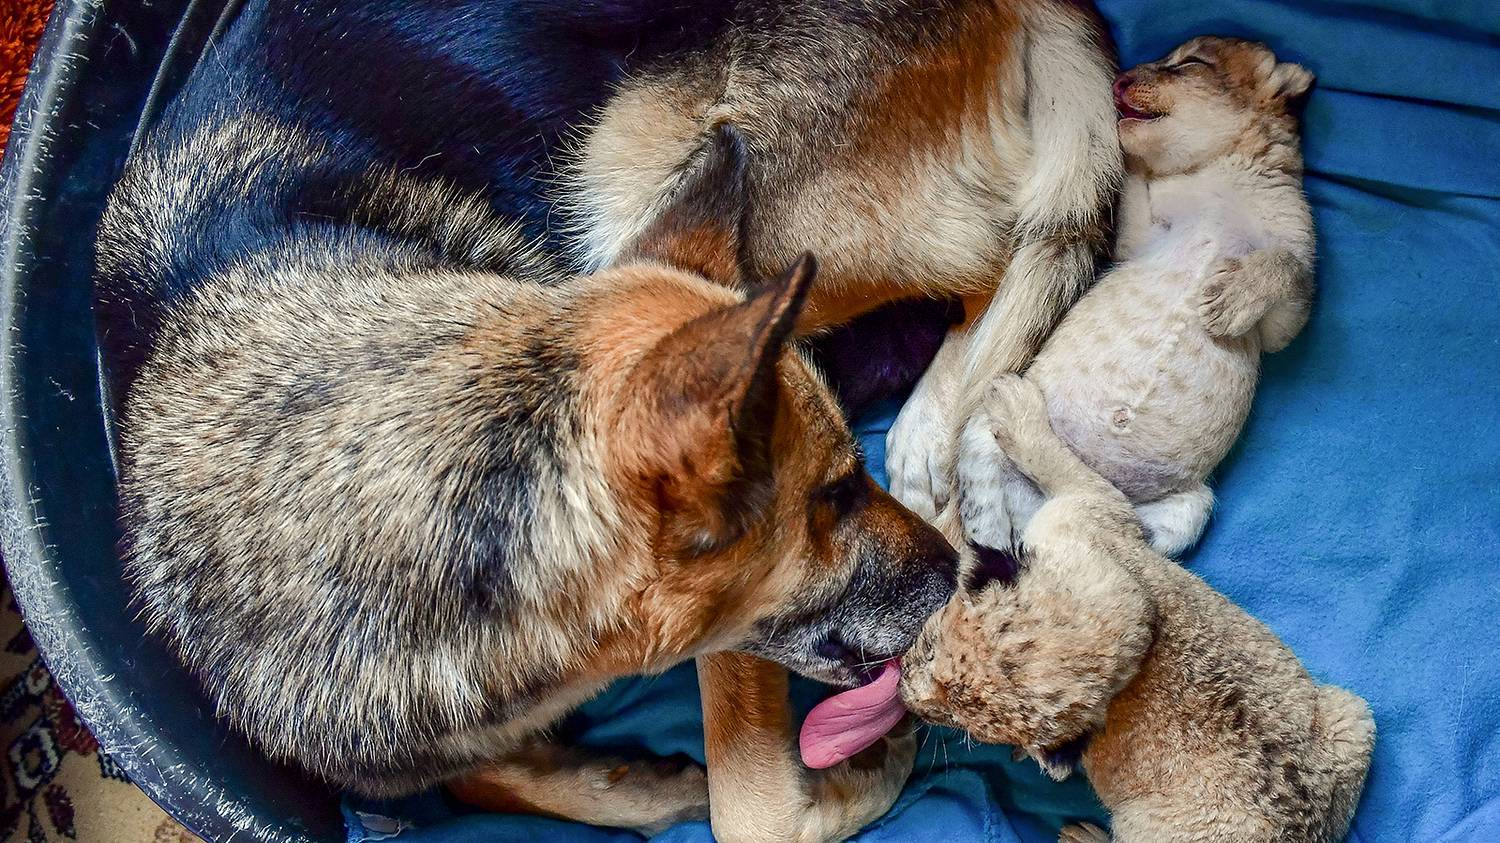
[346,1,1500,840]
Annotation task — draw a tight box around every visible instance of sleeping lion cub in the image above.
[959,37,1317,557]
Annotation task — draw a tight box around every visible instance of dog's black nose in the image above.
[910,537,960,608]
[923,549,959,600]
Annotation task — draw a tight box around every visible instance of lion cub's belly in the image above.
[1028,255,1260,502]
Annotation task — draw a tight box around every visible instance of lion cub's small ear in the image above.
[1266,61,1314,103]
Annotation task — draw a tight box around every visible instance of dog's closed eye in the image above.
[817,467,869,518]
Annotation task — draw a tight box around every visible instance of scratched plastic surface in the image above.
[0,1,342,840]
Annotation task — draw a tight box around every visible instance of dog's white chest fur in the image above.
[1027,172,1266,501]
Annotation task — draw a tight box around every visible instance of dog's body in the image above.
[102,1,965,835]
[100,1,1118,838]
[565,5,1122,836]
[903,376,1374,842]
[959,38,1316,557]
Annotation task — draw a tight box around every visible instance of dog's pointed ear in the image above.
[626,123,750,285]
[630,253,819,552]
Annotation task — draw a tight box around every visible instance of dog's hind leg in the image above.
[446,738,708,835]
[698,652,916,843]
[953,1,1121,408]
[927,1,1119,546]
[892,3,1121,525]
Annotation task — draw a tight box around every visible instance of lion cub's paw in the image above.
[981,374,1051,454]
[1059,822,1110,843]
[1198,257,1268,338]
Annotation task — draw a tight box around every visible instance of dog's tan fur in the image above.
[904,376,1374,843]
[958,37,1317,557]
[567,3,1033,300]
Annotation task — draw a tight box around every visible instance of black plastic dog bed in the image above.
[0,2,341,839]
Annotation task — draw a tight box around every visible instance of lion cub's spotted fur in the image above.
[959,37,1317,557]
[904,376,1374,843]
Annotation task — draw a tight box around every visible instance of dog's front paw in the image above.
[887,387,956,520]
[809,721,918,839]
[1198,258,1268,338]
[1059,822,1110,843]
[608,753,710,835]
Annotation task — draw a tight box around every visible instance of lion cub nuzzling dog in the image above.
[903,376,1374,843]
[959,37,1316,557]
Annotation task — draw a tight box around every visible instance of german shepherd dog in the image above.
[97,0,1117,840]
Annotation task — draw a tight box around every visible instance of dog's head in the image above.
[582,254,958,686]
[1115,36,1313,176]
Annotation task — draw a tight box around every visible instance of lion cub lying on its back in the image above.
[904,376,1374,843]
[960,37,1316,557]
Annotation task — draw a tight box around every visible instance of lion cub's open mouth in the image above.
[1114,79,1163,122]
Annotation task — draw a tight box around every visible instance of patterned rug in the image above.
[0,582,196,842]
[2,0,199,840]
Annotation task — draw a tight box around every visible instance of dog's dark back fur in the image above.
[97,0,714,383]
[100,0,964,796]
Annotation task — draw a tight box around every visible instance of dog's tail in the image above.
[957,1,1121,394]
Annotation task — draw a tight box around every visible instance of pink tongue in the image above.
[798,659,906,769]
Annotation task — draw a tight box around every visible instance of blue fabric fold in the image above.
[345,1,1500,840]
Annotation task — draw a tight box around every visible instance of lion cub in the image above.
[960,37,1316,556]
[904,376,1374,843]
